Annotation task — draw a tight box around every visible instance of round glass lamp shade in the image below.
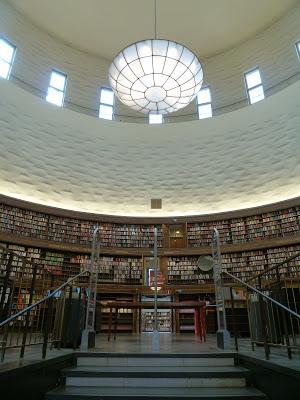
[108,39,203,114]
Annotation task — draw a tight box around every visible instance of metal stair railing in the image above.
[0,243,90,362]
[222,262,300,360]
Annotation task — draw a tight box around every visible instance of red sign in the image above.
[149,269,165,287]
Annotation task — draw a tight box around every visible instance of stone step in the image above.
[65,376,246,388]
[63,365,249,387]
[63,365,249,378]
[76,353,236,368]
[62,366,249,387]
[46,385,267,400]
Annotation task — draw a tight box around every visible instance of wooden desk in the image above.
[101,301,207,342]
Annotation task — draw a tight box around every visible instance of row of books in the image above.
[187,208,300,246]
[1,241,300,285]
[0,204,164,247]
[1,204,300,248]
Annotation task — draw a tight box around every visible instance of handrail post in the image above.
[0,279,15,362]
[246,287,255,352]
[275,267,292,359]
[74,287,83,349]
[230,286,238,351]
[20,263,37,358]
[0,269,89,362]
[42,274,55,359]
[212,228,230,350]
[81,226,100,350]
[257,276,270,360]
[56,288,67,350]
[152,227,159,351]
[0,253,13,322]
[223,262,300,360]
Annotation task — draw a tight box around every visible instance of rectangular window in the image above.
[99,87,114,120]
[149,113,163,124]
[0,37,16,80]
[46,69,67,107]
[197,87,212,119]
[244,67,265,104]
[296,40,300,61]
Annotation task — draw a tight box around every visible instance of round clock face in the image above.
[198,256,213,272]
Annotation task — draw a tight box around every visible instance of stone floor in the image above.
[0,333,299,372]
[92,333,300,371]
[93,333,222,354]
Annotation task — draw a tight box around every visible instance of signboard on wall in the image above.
[149,268,165,287]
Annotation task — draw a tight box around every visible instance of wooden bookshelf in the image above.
[1,201,300,250]
[100,223,163,248]
[167,256,214,285]
[141,310,171,332]
[99,256,143,284]
[96,293,136,333]
[176,293,211,334]
[1,240,300,289]
[0,204,164,248]
[0,196,300,340]
[230,218,247,243]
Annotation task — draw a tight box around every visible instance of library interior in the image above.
[0,1,300,399]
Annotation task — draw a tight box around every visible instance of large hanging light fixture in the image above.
[108,1,203,115]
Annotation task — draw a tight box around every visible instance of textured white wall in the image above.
[0,78,299,216]
[0,0,300,118]
[0,0,300,216]
[0,0,109,115]
[203,3,300,111]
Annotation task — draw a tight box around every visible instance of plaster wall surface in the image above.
[0,0,300,119]
[0,79,299,216]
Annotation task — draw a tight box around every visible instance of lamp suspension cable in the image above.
[108,1,203,114]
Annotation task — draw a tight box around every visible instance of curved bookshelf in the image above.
[0,194,300,289]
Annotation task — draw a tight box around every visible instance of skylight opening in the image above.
[149,113,163,124]
[99,87,114,120]
[0,37,16,80]
[244,67,265,104]
[296,40,300,61]
[46,70,67,107]
[197,87,212,119]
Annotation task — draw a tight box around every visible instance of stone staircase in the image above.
[46,352,267,399]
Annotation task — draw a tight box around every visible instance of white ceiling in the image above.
[9,0,298,60]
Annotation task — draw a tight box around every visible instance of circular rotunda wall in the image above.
[0,0,299,216]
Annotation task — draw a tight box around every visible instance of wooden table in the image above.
[101,301,207,342]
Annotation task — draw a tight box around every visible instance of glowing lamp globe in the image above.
[109,39,203,114]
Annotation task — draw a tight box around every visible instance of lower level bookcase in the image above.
[178,308,195,333]
[175,293,248,336]
[95,293,137,333]
[176,293,216,334]
[141,310,172,332]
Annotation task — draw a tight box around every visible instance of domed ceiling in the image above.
[1,0,300,217]
[0,79,300,217]
[8,0,298,60]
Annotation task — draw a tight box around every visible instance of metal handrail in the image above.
[9,70,300,123]
[223,270,300,320]
[0,270,90,328]
[246,251,300,283]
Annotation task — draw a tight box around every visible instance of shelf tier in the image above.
[1,192,300,223]
[1,231,300,256]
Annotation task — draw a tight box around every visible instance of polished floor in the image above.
[1,333,299,373]
[92,333,300,371]
[94,333,224,353]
